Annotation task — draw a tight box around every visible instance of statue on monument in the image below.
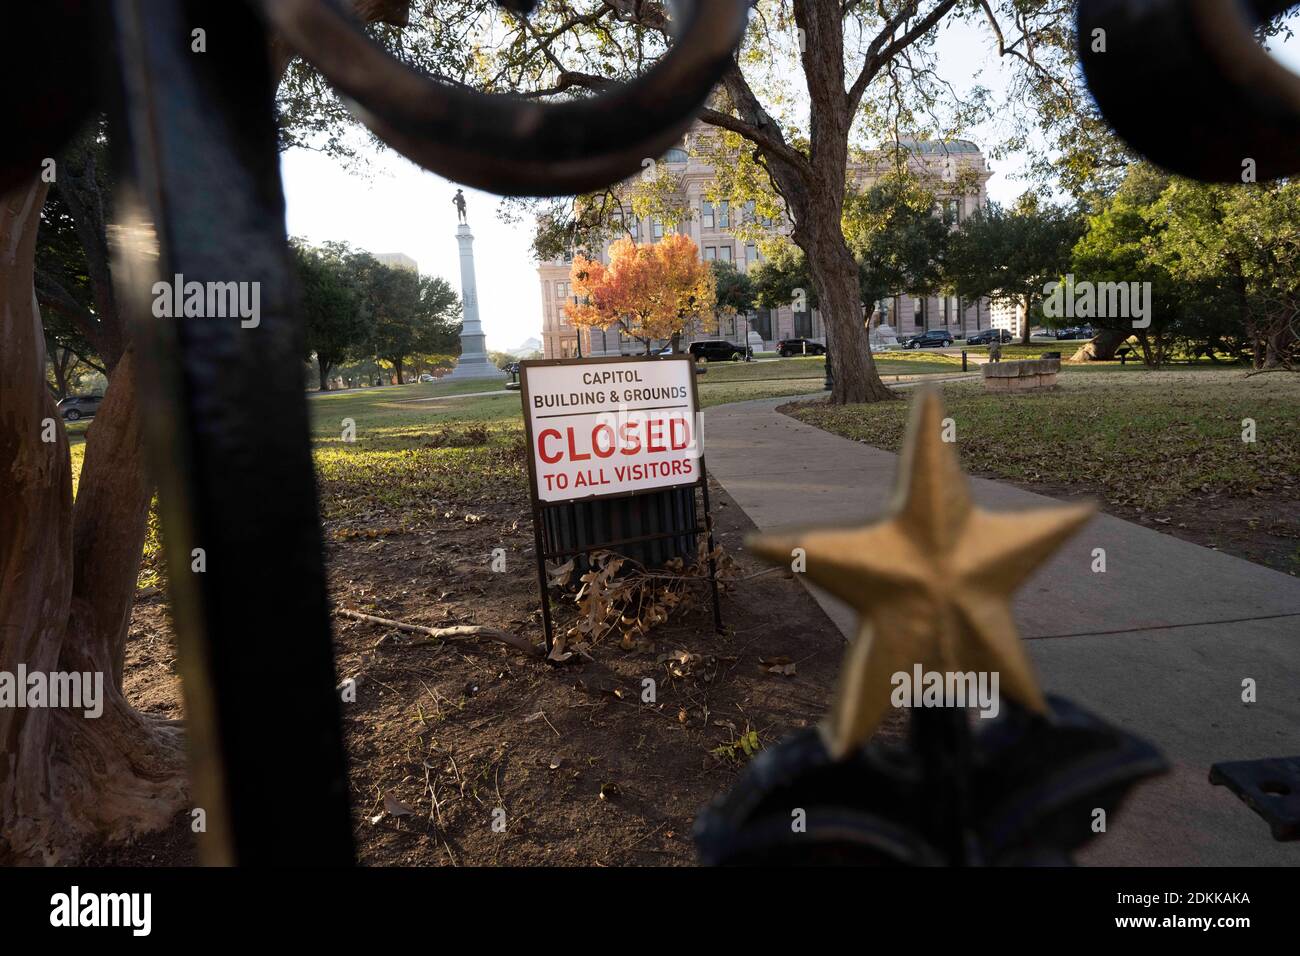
[444,185,505,381]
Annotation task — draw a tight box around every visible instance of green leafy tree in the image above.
[848,173,950,309]
[709,260,755,338]
[353,255,461,384]
[750,239,816,315]
[1068,164,1206,366]
[293,241,371,389]
[1150,180,1300,370]
[946,195,1082,345]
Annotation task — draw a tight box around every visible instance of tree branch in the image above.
[848,0,958,113]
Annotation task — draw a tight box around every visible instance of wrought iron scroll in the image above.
[1078,0,1300,182]
[257,0,751,196]
[107,0,355,865]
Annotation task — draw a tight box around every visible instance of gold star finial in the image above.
[749,388,1093,759]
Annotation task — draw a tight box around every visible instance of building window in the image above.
[752,308,772,340]
[914,297,925,328]
[719,245,732,262]
[702,201,715,229]
[746,244,758,267]
[704,247,717,261]
[794,310,812,337]
[652,219,663,239]
[942,297,950,326]
[718,200,730,228]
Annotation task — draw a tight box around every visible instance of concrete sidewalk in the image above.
[704,395,1300,866]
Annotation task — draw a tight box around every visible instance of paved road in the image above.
[704,393,1300,866]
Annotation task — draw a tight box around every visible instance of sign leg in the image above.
[699,474,724,635]
[531,509,555,654]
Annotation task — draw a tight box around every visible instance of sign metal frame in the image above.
[519,355,722,652]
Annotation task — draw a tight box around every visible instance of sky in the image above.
[280,16,1300,353]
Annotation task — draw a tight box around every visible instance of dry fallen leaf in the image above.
[759,655,797,676]
[382,794,415,819]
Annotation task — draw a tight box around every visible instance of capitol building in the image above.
[537,125,994,359]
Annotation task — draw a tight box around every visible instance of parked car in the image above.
[1054,326,1095,340]
[687,340,749,362]
[965,329,1013,346]
[776,338,827,357]
[419,373,436,382]
[57,394,103,421]
[903,329,955,350]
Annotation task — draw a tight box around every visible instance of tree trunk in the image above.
[1,178,185,863]
[1261,317,1291,370]
[50,346,72,399]
[1069,327,1128,362]
[802,225,894,404]
[390,357,404,384]
[1020,295,1034,346]
[318,355,332,390]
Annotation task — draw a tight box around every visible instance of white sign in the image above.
[521,357,702,503]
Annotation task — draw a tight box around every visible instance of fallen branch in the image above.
[336,608,543,658]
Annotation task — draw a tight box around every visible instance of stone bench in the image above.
[982,357,1061,393]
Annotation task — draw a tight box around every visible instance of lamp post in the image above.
[824,310,834,392]
[569,237,584,359]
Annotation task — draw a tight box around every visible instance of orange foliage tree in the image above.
[567,234,716,354]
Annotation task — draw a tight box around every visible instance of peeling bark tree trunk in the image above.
[1,178,186,863]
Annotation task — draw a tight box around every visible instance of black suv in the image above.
[966,329,1013,346]
[688,340,748,362]
[776,338,826,357]
[58,395,103,421]
[903,329,954,350]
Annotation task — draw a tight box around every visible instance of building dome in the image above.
[890,137,982,155]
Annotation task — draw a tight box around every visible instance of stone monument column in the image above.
[446,219,506,381]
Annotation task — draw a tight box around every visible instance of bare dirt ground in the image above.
[90,481,861,866]
[995,480,1299,577]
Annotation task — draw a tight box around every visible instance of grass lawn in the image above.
[784,368,1300,572]
[695,352,965,382]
